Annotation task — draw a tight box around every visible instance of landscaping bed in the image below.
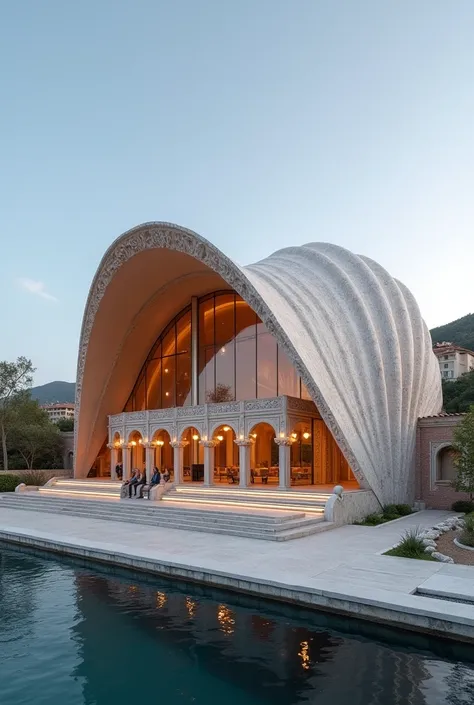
[354,504,413,526]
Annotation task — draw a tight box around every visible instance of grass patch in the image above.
[384,528,435,561]
[354,503,414,526]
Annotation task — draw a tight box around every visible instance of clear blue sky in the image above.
[1,1,473,385]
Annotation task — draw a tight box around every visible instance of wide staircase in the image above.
[0,479,333,541]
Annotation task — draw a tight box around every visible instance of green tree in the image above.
[442,370,474,413]
[56,417,74,432]
[452,405,474,500]
[0,357,35,471]
[7,398,62,470]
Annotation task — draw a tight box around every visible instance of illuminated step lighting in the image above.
[163,496,324,513]
[38,489,119,499]
[175,488,330,501]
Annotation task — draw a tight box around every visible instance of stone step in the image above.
[163,491,327,514]
[0,495,328,541]
[0,501,323,534]
[3,494,308,525]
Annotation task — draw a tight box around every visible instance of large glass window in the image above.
[125,291,313,411]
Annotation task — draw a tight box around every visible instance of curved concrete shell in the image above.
[75,222,442,505]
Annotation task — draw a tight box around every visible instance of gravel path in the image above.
[436,530,474,565]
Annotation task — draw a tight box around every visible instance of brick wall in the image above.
[416,415,470,509]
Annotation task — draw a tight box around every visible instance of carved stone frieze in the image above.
[207,402,240,415]
[244,398,282,411]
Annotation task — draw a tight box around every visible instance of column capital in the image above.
[200,439,219,448]
[121,443,132,450]
[274,437,294,446]
[170,440,188,449]
[106,443,115,450]
[234,439,254,447]
[142,442,153,449]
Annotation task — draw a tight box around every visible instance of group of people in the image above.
[121,466,171,499]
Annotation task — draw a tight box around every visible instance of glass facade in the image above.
[125,291,310,411]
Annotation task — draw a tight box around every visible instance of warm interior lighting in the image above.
[155,440,164,447]
[138,438,142,444]
[216,435,224,441]
[251,433,257,439]
[156,591,167,609]
[239,434,244,440]
[279,432,285,438]
[164,368,169,373]
[291,432,297,439]
[220,346,226,354]
[130,441,137,446]
[303,432,310,440]
[192,434,199,441]
[165,392,169,396]
[298,641,310,670]
[223,426,230,432]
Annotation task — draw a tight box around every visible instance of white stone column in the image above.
[234,439,252,488]
[122,444,132,481]
[200,440,218,486]
[154,443,163,470]
[275,438,293,489]
[107,444,118,480]
[170,441,188,484]
[144,443,154,483]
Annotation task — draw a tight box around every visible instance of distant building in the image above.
[433,342,474,380]
[41,402,75,423]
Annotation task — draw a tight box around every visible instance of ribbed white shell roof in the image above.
[243,243,442,504]
[76,223,442,504]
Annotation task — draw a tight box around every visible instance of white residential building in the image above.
[41,402,75,422]
[433,342,474,380]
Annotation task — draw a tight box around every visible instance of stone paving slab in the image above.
[0,506,472,642]
[417,574,474,604]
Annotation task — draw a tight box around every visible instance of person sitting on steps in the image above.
[143,467,160,500]
[135,469,148,498]
[127,468,140,498]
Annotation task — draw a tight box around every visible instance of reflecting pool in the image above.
[0,543,473,705]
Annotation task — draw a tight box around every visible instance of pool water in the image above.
[0,543,473,705]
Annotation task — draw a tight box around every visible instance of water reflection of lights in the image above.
[156,591,167,608]
[298,641,310,670]
[185,597,196,617]
[217,604,235,635]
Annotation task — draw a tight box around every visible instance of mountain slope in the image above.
[30,381,76,404]
[430,313,474,352]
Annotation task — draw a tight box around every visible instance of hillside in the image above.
[430,313,474,352]
[30,381,76,404]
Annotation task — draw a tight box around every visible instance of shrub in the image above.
[395,504,413,516]
[383,504,399,516]
[385,528,434,560]
[0,474,21,492]
[452,500,474,514]
[21,470,49,486]
[364,513,385,525]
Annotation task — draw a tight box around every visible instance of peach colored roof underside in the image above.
[75,248,231,475]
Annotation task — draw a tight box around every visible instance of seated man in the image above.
[143,467,160,500]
